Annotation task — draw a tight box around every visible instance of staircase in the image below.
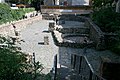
[57,66,82,80]
[52,54,106,80]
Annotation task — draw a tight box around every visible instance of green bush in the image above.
[0,36,31,80]
[19,8,35,13]
[92,7,120,32]
[0,3,35,24]
[0,3,14,24]
[91,0,120,54]
[110,41,120,54]
[92,0,120,33]
[92,0,114,10]
[0,36,44,80]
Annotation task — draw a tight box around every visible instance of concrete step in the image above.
[57,66,84,80]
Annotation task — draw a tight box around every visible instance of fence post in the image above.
[89,70,93,80]
[73,55,76,69]
[54,54,57,80]
[79,56,82,74]
[33,52,36,80]
[71,54,72,68]
[44,36,49,45]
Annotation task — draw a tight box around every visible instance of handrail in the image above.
[71,54,106,80]
[84,56,94,73]
[84,56,106,80]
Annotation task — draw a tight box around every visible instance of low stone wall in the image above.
[52,31,93,48]
[0,15,42,37]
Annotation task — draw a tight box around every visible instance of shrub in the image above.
[110,41,120,54]
[0,3,35,24]
[19,8,35,13]
[0,36,31,80]
[0,3,14,24]
[91,0,120,54]
[92,7,120,32]
[0,36,44,80]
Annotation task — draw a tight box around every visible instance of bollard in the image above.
[44,36,49,45]
[48,22,55,32]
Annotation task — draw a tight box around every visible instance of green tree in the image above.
[9,0,35,4]
[92,0,120,54]
[92,0,114,10]
[0,36,44,80]
[0,3,35,24]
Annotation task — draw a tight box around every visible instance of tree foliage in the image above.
[92,7,120,32]
[0,3,35,24]
[91,0,120,54]
[92,0,120,32]
[9,0,33,4]
[0,3,14,24]
[0,36,44,80]
[92,0,114,10]
[9,0,44,4]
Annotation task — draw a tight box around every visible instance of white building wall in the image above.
[72,0,89,5]
[59,0,89,6]
[44,0,53,5]
[43,0,90,6]
[59,0,72,5]
[116,0,120,13]
[55,0,59,5]
[0,0,5,3]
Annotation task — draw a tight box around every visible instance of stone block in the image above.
[49,22,55,32]
[44,36,49,45]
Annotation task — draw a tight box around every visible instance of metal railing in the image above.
[71,54,106,80]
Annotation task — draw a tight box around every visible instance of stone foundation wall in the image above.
[52,31,93,48]
[59,15,85,22]
[84,18,105,50]
[42,14,55,20]
[0,16,42,37]
[59,28,89,34]
[52,16,106,50]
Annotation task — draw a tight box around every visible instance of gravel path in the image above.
[18,20,58,74]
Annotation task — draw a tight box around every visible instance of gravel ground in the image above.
[18,20,58,74]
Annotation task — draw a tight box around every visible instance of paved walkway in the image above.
[18,20,58,74]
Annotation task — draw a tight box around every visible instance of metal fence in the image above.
[52,54,57,80]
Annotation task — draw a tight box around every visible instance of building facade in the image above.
[44,0,90,6]
[0,0,5,3]
[59,0,90,5]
